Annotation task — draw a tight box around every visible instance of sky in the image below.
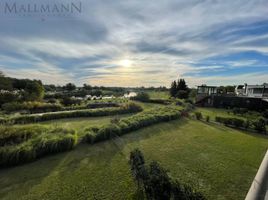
[0,0,268,87]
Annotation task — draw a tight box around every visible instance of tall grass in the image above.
[2,103,142,124]
[85,106,183,144]
[0,126,78,167]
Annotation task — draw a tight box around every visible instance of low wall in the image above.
[245,150,268,200]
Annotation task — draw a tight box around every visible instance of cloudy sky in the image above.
[0,0,268,87]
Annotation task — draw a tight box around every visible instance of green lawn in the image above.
[40,114,133,133]
[147,91,170,99]
[0,119,267,200]
[197,107,261,121]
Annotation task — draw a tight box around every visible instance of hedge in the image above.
[0,127,78,167]
[86,102,120,109]
[2,103,143,124]
[0,125,45,147]
[2,101,63,113]
[85,106,183,144]
[215,116,267,134]
[215,116,245,128]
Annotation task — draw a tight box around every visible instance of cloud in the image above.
[0,0,268,86]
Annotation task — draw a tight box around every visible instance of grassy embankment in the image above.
[0,119,267,200]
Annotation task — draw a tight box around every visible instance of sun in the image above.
[119,59,132,67]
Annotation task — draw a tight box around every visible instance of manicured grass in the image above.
[40,114,133,133]
[197,107,261,121]
[147,91,170,99]
[0,119,267,200]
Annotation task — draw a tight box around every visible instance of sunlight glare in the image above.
[119,59,132,67]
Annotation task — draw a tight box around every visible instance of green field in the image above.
[40,114,133,134]
[197,107,261,121]
[0,118,267,200]
[147,90,170,99]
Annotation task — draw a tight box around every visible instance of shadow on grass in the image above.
[0,118,189,199]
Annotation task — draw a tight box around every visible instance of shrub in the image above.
[87,102,119,109]
[263,110,268,119]
[184,103,195,112]
[0,125,44,146]
[0,127,77,167]
[184,99,193,104]
[206,116,210,122]
[176,100,183,106]
[110,116,120,124]
[176,90,189,99]
[2,101,63,113]
[149,99,171,105]
[215,116,245,128]
[232,118,245,128]
[4,103,143,124]
[86,107,182,144]
[252,117,267,134]
[195,112,203,120]
[131,92,150,102]
[244,120,250,130]
[61,97,82,106]
[233,107,248,115]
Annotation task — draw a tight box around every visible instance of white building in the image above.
[235,83,268,98]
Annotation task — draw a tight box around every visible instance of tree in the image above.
[189,88,197,99]
[170,81,177,97]
[83,84,92,90]
[44,84,56,92]
[170,79,190,99]
[25,81,45,101]
[0,76,12,90]
[177,79,187,91]
[64,83,76,91]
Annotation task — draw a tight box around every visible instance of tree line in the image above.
[0,72,44,105]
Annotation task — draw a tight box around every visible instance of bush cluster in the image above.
[0,126,78,167]
[0,125,44,146]
[215,116,245,128]
[131,92,150,102]
[2,103,143,124]
[194,112,203,120]
[85,106,182,144]
[149,99,172,105]
[86,102,120,109]
[232,107,248,115]
[2,101,63,113]
[215,116,267,134]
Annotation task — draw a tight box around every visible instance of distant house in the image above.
[235,83,268,98]
[197,85,217,95]
[196,85,218,106]
[244,83,268,98]
[196,83,268,110]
